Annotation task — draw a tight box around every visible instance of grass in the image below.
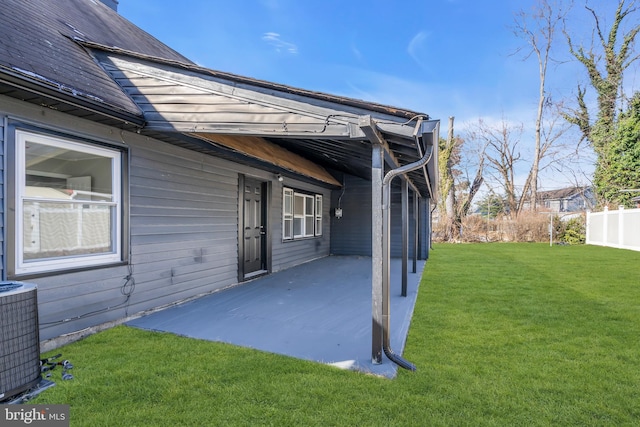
[33,243,640,426]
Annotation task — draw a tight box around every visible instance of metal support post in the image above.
[371,144,384,364]
[413,190,418,273]
[401,179,408,296]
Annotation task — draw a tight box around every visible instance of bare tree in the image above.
[457,147,485,219]
[517,102,574,213]
[469,118,524,217]
[513,0,571,213]
[437,117,486,241]
[438,117,459,240]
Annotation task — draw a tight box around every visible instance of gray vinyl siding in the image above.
[389,187,424,259]
[391,191,431,259]
[1,96,336,341]
[330,174,372,256]
[0,119,4,280]
[330,174,429,259]
[420,197,431,259]
[126,141,240,311]
[33,134,243,340]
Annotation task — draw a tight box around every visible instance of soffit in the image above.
[193,134,341,186]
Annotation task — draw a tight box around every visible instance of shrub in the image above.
[507,212,550,242]
[434,210,587,244]
[559,216,586,245]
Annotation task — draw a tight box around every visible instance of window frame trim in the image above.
[282,186,323,242]
[294,192,314,238]
[315,194,323,237]
[8,126,127,277]
[282,187,294,240]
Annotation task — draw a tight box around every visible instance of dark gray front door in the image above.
[243,178,266,277]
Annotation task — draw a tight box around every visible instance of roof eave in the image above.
[0,66,145,128]
[80,40,428,122]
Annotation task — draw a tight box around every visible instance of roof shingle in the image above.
[0,0,191,115]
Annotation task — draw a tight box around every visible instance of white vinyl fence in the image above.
[586,206,640,251]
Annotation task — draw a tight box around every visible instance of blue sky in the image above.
[118,0,637,191]
[119,0,542,124]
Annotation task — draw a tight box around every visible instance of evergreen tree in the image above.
[595,92,640,206]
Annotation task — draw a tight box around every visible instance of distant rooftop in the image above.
[537,186,590,201]
[100,0,118,11]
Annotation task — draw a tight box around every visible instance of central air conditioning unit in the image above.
[0,282,41,402]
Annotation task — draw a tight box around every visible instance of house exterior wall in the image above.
[330,174,372,256]
[0,119,4,276]
[566,191,594,211]
[330,174,429,259]
[389,186,430,259]
[525,187,596,213]
[1,95,331,341]
[271,180,331,272]
[545,193,593,213]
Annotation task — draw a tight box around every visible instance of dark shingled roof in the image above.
[0,0,437,196]
[0,0,191,119]
[0,0,429,124]
[537,186,589,201]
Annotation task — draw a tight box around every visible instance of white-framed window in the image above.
[282,187,323,240]
[13,129,122,275]
[283,188,293,240]
[315,195,323,236]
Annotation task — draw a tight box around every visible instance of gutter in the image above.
[413,119,439,201]
[0,66,145,128]
[380,134,434,371]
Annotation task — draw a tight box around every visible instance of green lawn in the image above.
[34,244,640,426]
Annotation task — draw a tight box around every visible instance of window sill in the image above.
[282,236,323,243]
[9,260,129,281]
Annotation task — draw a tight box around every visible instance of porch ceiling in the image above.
[192,133,342,186]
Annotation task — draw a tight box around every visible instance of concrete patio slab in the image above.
[127,255,425,378]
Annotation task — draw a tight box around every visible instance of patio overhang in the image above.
[86,44,437,198]
[84,44,439,370]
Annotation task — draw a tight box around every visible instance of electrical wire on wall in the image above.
[121,261,135,317]
[335,174,346,219]
[39,267,136,326]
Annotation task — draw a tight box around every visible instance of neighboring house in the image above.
[523,186,595,213]
[0,0,439,344]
